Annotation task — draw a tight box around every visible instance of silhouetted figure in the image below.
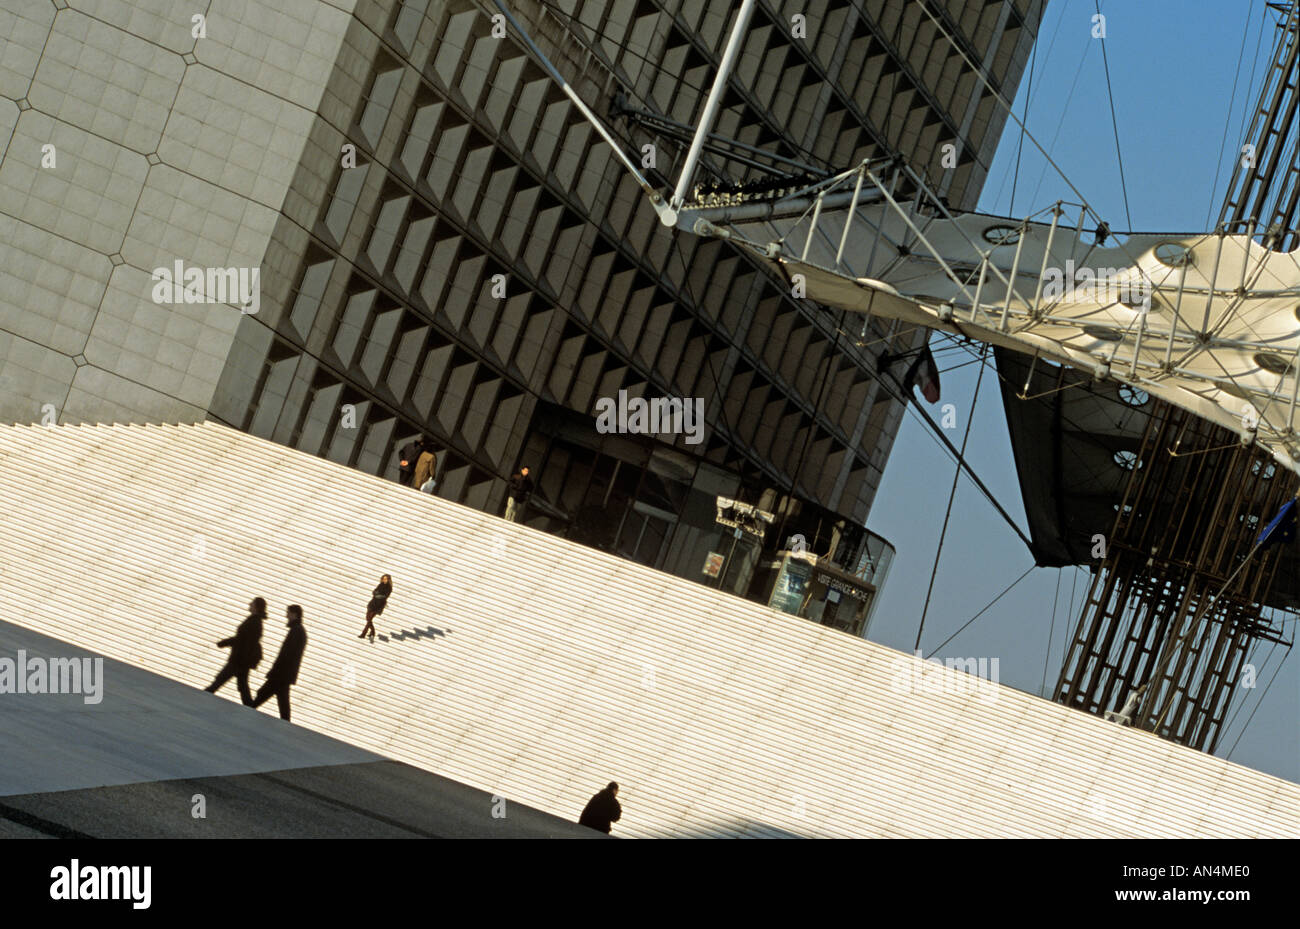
[414,445,438,493]
[252,605,308,721]
[578,782,621,834]
[359,574,392,642]
[205,597,266,705]
[397,435,426,486]
[505,466,534,522]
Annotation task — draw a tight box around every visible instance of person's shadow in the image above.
[375,626,450,643]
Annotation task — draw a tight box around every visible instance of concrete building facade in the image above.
[0,0,1043,603]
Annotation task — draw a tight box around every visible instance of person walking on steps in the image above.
[505,466,534,522]
[359,574,392,642]
[578,782,622,835]
[204,597,266,705]
[397,434,426,487]
[252,605,308,721]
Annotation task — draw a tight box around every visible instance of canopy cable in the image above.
[1226,644,1291,760]
[1221,638,1280,750]
[1205,4,1262,227]
[923,564,1037,658]
[883,364,1036,551]
[1093,0,1133,229]
[915,343,991,651]
[1041,567,1063,696]
[1008,17,1037,216]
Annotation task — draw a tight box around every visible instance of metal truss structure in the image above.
[1219,1,1300,252]
[668,158,1300,479]
[1054,403,1294,752]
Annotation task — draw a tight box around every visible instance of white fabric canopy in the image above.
[685,196,1300,475]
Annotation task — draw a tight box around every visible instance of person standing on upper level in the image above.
[414,444,438,494]
[397,435,426,487]
[505,466,534,522]
[358,574,392,642]
[252,605,308,721]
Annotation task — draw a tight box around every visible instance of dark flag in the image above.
[1256,498,1297,549]
[903,345,941,403]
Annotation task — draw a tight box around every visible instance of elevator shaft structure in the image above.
[1053,405,1295,752]
[1219,1,1300,250]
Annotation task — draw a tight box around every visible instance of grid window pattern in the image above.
[228,0,1039,525]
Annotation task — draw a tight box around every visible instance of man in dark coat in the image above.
[578,782,621,834]
[397,435,426,486]
[505,466,534,522]
[251,605,308,721]
[204,597,266,705]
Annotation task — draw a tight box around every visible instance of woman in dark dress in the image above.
[359,574,392,641]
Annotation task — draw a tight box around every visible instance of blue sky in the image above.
[866,0,1299,781]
